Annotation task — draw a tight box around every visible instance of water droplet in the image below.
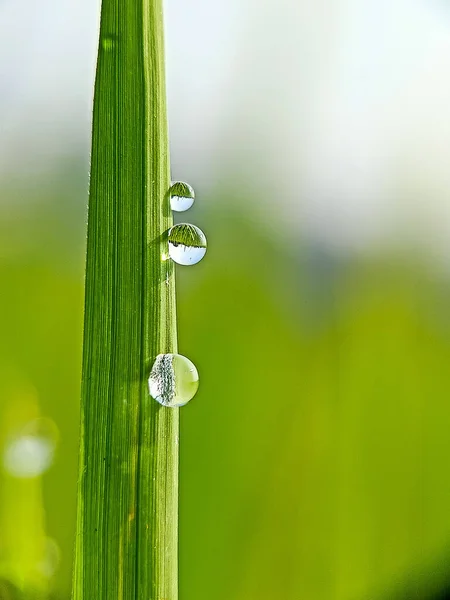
[169,181,195,212]
[168,223,207,265]
[148,353,199,407]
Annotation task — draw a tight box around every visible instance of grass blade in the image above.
[72,0,178,598]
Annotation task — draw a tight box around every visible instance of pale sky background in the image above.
[1,0,450,263]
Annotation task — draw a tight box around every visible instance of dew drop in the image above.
[168,223,207,265]
[148,353,199,407]
[169,181,195,212]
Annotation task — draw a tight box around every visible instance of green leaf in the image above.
[72,1,178,598]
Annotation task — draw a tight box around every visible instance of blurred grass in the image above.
[2,185,450,599]
[0,386,53,597]
[0,202,83,598]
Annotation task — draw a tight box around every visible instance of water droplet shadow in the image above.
[148,230,174,286]
[101,33,120,52]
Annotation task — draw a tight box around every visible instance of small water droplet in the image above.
[168,223,207,265]
[169,181,195,212]
[148,353,199,407]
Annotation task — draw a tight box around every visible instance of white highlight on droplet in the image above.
[168,243,207,265]
[171,195,194,212]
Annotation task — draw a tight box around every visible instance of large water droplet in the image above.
[148,353,199,407]
[168,223,207,265]
[169,181,195,212]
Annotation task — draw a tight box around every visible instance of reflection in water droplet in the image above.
[148,353,199,407]
[3,418,58,479]
[169,181,195,212]
[168,223,207,265]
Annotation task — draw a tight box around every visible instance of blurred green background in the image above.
[2,1,450,599]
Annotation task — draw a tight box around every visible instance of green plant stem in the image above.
[72,0,178,598]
